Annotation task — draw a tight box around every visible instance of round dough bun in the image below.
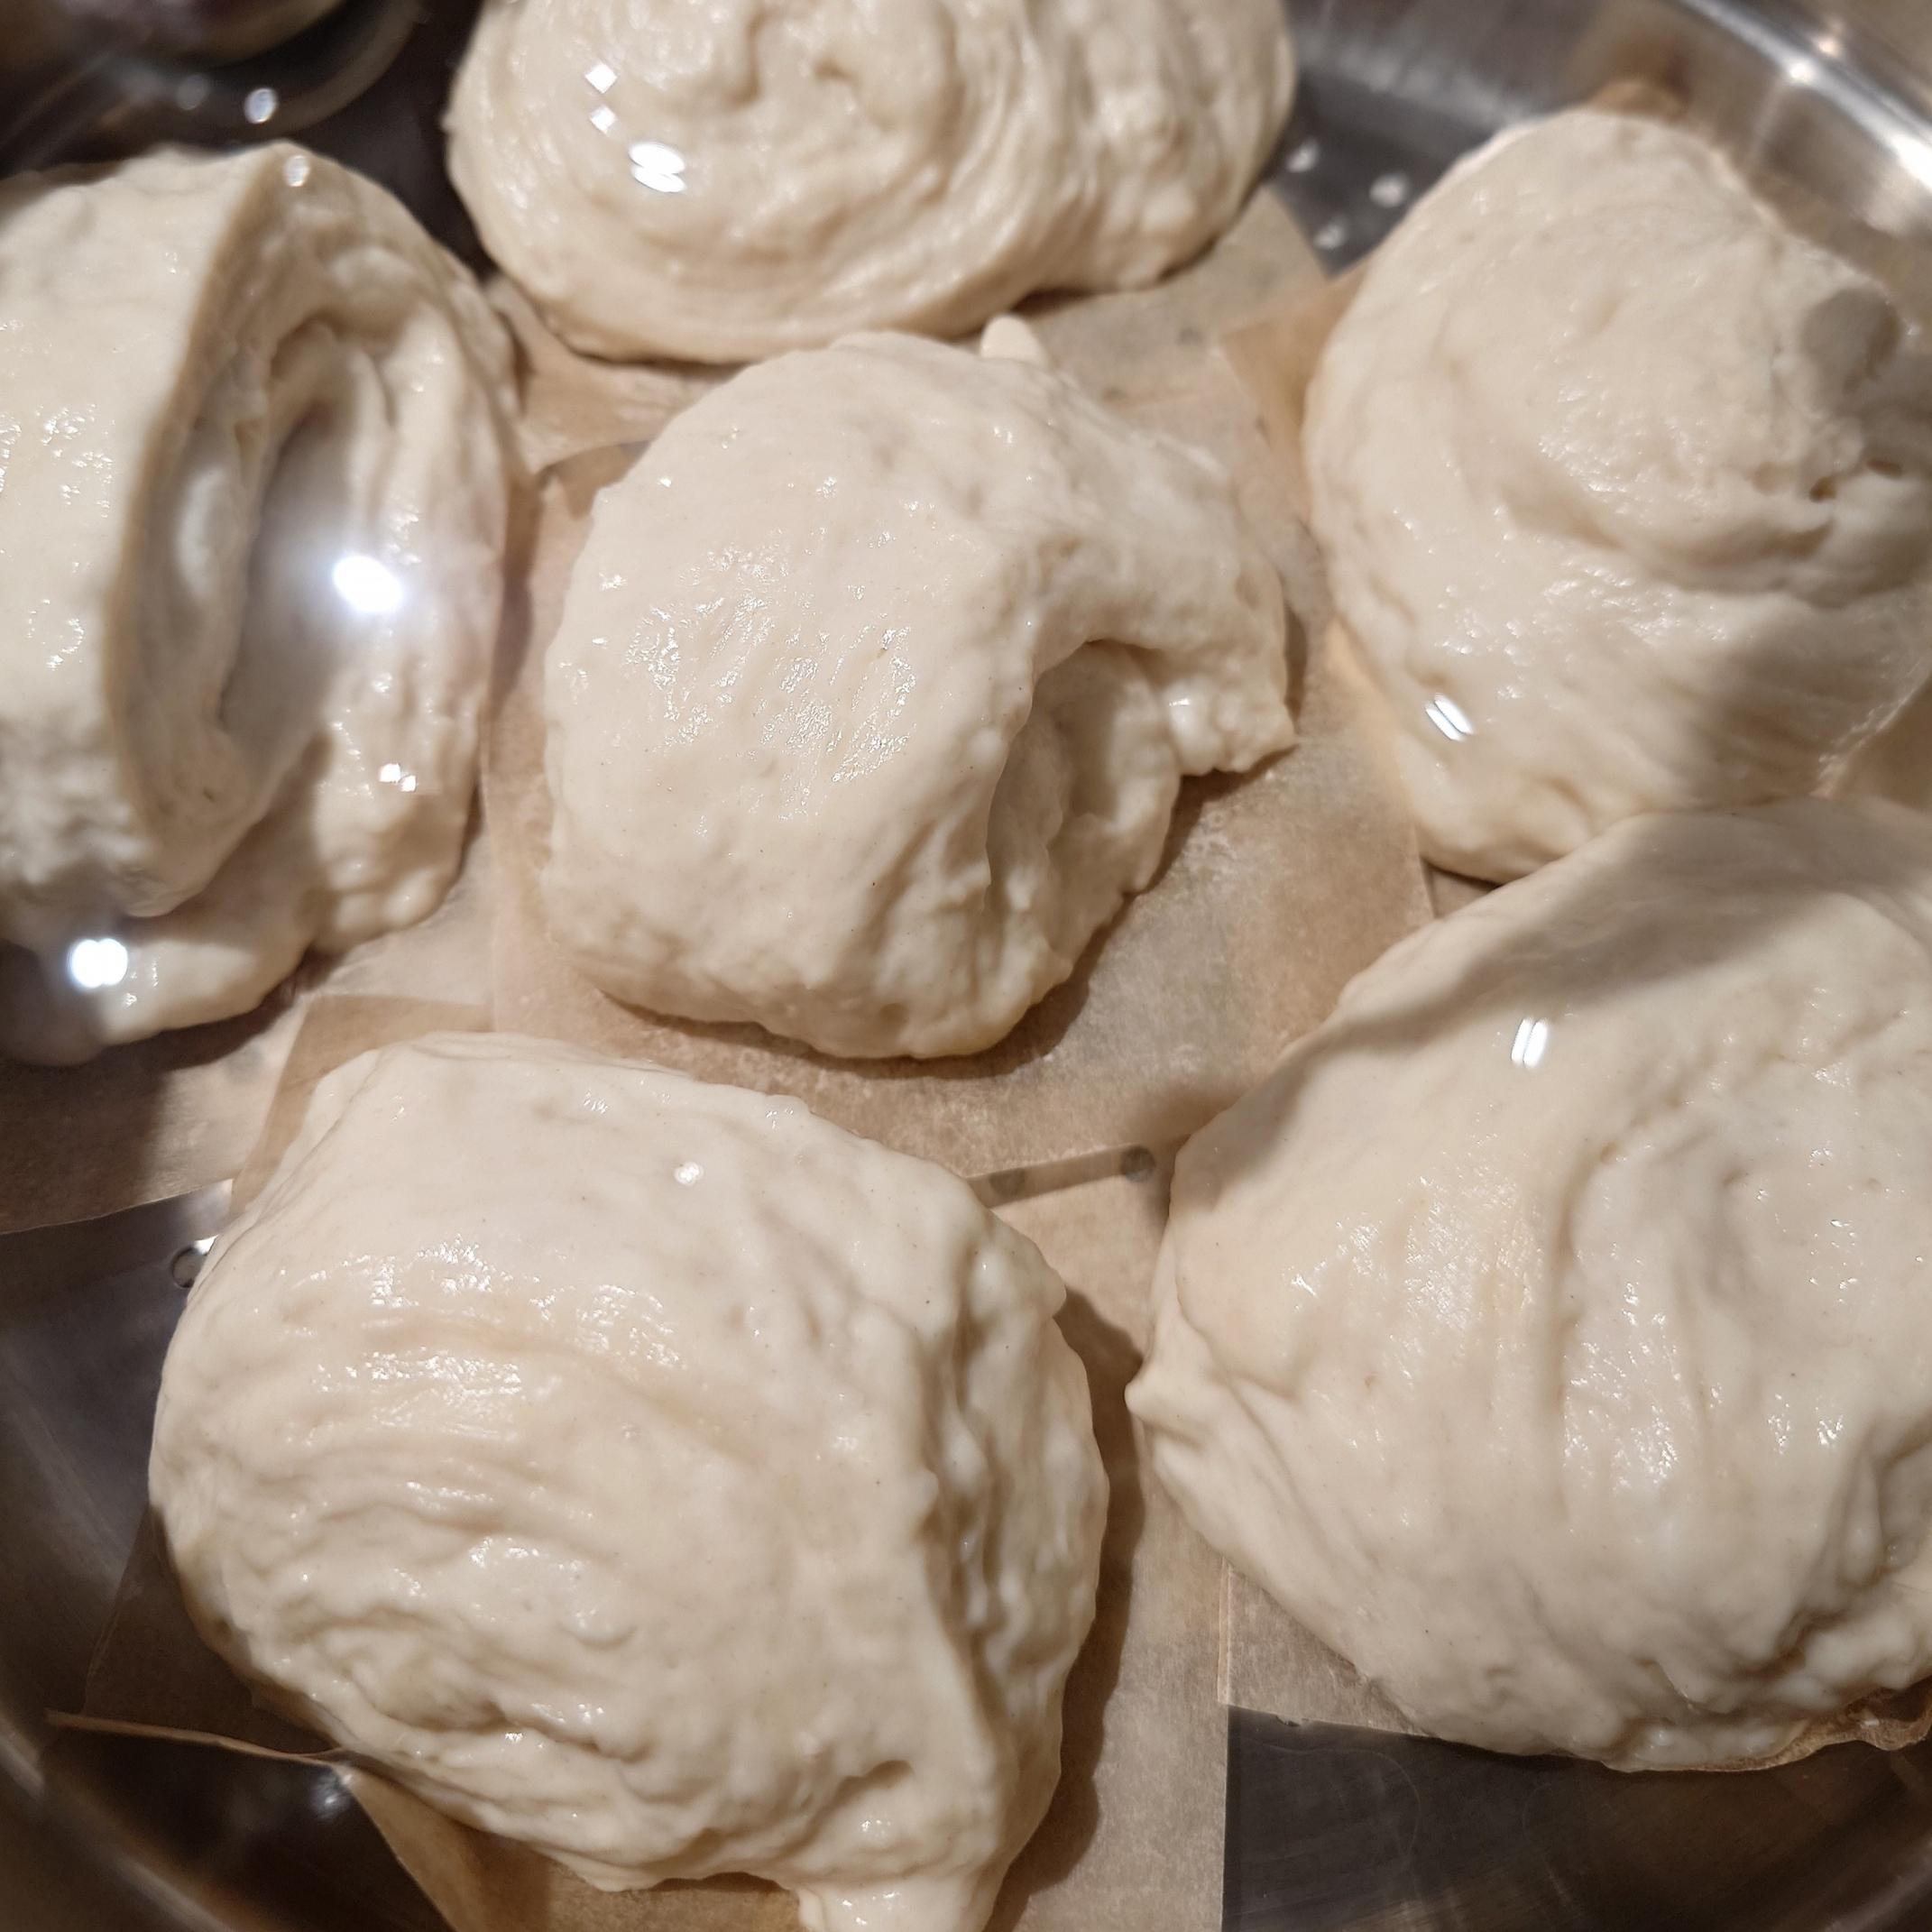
[446,0,1293,363]
[1131,800,1932,1770]
[0,144,515,1062]
[152,1033,1106,1932]
[541,331,1294,1060]
[1304,109,1932,884]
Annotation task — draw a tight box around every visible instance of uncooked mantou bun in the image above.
[0,145,515,1063]
[1304,109,1932,882]
[152,1032,1105,1932]
[446,0,1294,362]
[542,329,1295,1059]
[1131,799,1932,1769]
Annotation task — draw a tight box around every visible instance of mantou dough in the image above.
[1131,800,1932,1769]
[0,145,515,1062]
[542,330,1294,1059]
[152,1032,1105,1932]
[1303,110,1932,882]
[446,0,1294,362]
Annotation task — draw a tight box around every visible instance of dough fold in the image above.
[1304,110,1932,882]
[0,144,515,1061]
[152,1032,1106,1932]
[446,0,1294,362]
[1132,801,1932,1769]
[541,331,1294,1059]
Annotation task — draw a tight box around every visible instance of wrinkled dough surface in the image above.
[446,0,1293,362]
[1303,110,1932,882]
[152,1033,1106,1932]
[541,332,1294,1059]
[0,144,514,1062]
[1131,800,1932,1768]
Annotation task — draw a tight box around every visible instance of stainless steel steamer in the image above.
[4,4,1930,1926]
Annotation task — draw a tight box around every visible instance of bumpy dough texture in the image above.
[1304,110,1932,883]
[152,1033,1105,1932]
[543,331,1294,1059]
[446,0,1294,362]
[1131,801,1932,1769]
[0,144,515,1062]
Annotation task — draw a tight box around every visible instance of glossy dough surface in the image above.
[1304,110,1932,882]
[0,145,515,1061]
[1131,801,1932,1768]
[446,0,1294,361]
[152,1033,1106,1932]
[542,331,1294,1058]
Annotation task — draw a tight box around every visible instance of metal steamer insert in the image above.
[4,3,1932,1929]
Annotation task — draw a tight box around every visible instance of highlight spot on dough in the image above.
[446,0,1295,362]
[329,552,405,617]
[65,936,129,992]
[625,140,685,194]
[0,143,516,1062]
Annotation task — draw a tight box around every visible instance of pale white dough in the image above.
[542,331,1294,1059]
[1131,800,1932,1769]
[446,0,1294,363]
[152,1032,1105,1932]
[0,145,516,1063]
[1303,110,1932,882]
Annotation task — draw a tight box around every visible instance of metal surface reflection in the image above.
[1226,1708,1932,1930]
[1273,0,1932,268]
[0,1190,438,1930]
[0,0,474,253]
[46,0,350,64]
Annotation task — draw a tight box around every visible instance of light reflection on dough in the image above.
[540,331,1295,1059]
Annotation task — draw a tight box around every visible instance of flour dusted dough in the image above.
[0,145,515,1063]
[1131,801,1932,1768]
[1304,110,1932,882]
[542,330,1294,1059]
[446,0,1294,363]
[152,1032,1105,1932]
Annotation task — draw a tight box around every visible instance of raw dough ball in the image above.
[1304,110,1932,882]
[0,145,516,1062]
[446,0,1294,362]
[1131,800,1932,1769]
[542,331,1294,1059]
[152,1032,1105,1932]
